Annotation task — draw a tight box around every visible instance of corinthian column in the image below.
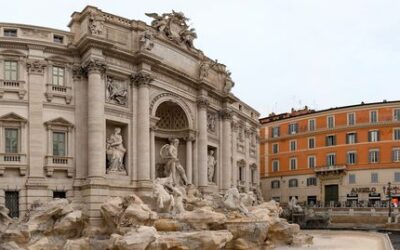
[131,72,153,183]
[85,60,106,179]
[220,108,232,191]
[197,96,209,189]
[231,120,238,187]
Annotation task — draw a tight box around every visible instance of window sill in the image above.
[45,84,72,104]
[0,153,27,176]
[44,155,74,177]
[0,80,26,99]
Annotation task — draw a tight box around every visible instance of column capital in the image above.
[72,65,85,80]
[184,133,196,142]
[130,71,154,87]
[82,59,106,75]
[219,108,232,120]
[197,96,209,108]
[26,60,47,75]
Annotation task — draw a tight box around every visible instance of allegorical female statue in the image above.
[106,127,126,174]
[207,149,216,183]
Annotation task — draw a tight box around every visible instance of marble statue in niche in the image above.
[207,149,216,183]
[106,76,128,106]
[207,112,217,132]
[160,138,189,186]
[106,127,126,174]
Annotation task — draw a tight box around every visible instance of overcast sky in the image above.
[2,0,400,117]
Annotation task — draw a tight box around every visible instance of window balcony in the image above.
[0,80,26,99]
[45,84,72,104]
[0,153,27,176]
[44,155,74,177]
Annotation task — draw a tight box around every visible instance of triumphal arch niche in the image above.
[0,6,260,222]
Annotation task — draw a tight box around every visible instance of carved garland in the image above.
[26,60,46,75]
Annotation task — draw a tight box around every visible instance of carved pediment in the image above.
[0,112,27,123]
[44,117,74,128]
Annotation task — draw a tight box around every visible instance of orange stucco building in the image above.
[259,100,400,206]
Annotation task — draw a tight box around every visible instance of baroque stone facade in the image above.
[0,6,260,223]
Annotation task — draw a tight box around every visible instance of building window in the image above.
[271,126,280,138]
[4,29,17,37]
[308,137,315,149]
[308,155,316,169]
[5,128,19,153]
[250,166,257,183]
[288,123,298,135]
[288,179,298,188]
[239,166,245,181]
[290,158,297,170]
[394,109,400,121]
[53,132,66,156]
[346,132,357,144]
[394,129,400,140]
[371,173,379,183]
[308,119,316,131]
[4,60,18,81]
[347,113,356,125]
[393,148,400,162]
[53,35,64,44]
[395,172,400,182]
[368,130,380,142]
[271,180,280,189]
[326,153,336,166]
[272,143,279,154]
[5,191,19,218]
[369,149,379,163]
[349,174,356,184]
[347,151,357,165]
[52,66,65,86]
[370,110,378,123]
[327,115,335,129]
[307,177,317,186]
[289,140,297,151]
[326,135,336,146]
[53,191,66,199]
[272,160,279,172]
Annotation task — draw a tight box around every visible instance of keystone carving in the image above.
[26,60,46,75]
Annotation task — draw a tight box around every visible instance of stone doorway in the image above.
[325,184,339,205]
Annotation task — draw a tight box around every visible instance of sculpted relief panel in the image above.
[106,76,128,106]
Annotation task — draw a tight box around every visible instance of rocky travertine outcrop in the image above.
[0,194,312,249]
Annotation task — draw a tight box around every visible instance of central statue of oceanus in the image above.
[160,138,189,186]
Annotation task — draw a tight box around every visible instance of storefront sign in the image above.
[351,187,376,193]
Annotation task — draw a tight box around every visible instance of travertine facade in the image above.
[0,6,259,222]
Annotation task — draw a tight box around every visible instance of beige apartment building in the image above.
[0,6,260,223]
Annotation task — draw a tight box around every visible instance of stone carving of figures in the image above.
[106,127,126,174]
[207,112,216,132]
[145,13,169,33]
[207,150,216,183]
[199,60,217,80]
[139,30,154,51]
[180,28,197,48]
[252,186,264,205]
[88,12,105,35]
[223,187,248,214]
[106,77,128,106]
[160,138,189,186]
[240,191,256,207]
[153,181,174,213]
[288,196,303,213]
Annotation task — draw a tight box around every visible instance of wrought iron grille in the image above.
[5,191,19,218]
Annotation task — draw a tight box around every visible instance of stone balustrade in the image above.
[0,153,27,176]
[44,84,72,104]
[44,155,74,177]
[0,79,26,99]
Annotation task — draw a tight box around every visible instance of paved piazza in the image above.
[277,230,393,250]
